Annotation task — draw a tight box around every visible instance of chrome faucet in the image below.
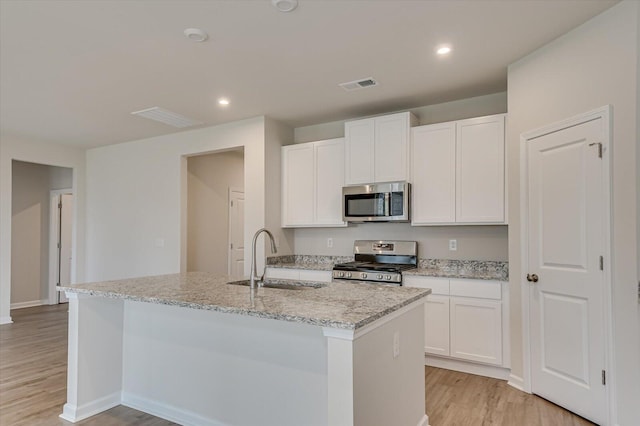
[249,228,278,289]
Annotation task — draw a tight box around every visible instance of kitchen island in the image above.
[59,272,431,426]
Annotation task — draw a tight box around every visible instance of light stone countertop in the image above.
[59,272,430,330]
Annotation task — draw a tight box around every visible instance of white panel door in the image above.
[527,118,606,424]
[374,112,409,182]
[344,118,375,184]
[411,123,456,224]
[315,138,346,225]
[456,115,505,223]
[228,189,245,277]
[450,297,502,365]
[282,144,315,225]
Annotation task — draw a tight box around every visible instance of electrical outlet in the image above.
[393,331,400,358]
[449,239,457,251]
[327,238,333,248]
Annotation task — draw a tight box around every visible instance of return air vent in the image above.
[131,107,203,128]
[339,77,378,91]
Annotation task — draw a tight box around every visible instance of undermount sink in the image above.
[227,279,326,290]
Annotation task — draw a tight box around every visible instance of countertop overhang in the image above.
[59,272,430,330]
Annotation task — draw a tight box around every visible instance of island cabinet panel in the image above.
[345,112,416,185]
[282,138,346,227]
[411,114,506,225]
[411,122,456,224]
[455,114,505,223]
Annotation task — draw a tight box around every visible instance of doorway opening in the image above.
[11,160,73,310]
[185,148,245,275]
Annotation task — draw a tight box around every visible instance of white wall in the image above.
[507,1,639,424]
[294,224,508,261]
[292,93,509,261]
[0,134,85,324]
[186,150,244,274]
[85,116,288,282]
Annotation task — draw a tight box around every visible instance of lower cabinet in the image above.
[404,275,507,369]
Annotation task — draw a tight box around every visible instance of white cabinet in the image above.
[456,115,505,223]
[282,138,346,227]
[411,114,505,225]
[404,275,506,368]
[265,267,332,283]
[345,112,416,184]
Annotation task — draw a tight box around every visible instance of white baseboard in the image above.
[0,316,13,325]
[122,392,226,426]
[59,391,121,422]
[10,299,48,310]
[507,373,527,392]
[417,413,430,426]
[426,355,510,380]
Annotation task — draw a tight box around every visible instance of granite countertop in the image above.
[59,272,430,330]
[267,255,509,282]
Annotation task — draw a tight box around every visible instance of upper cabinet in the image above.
[345,112,417,185]
[282,138,346,228]
[412,114,506,225]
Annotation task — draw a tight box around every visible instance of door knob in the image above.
[526,274,539,283]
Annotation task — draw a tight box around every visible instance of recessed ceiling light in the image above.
[272,0,298,12]
[184,28,208,42]
[437,46,452,55]
[218,98,230,106]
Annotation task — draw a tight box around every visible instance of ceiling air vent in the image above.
[339,78,378,91]
[131,107,203,128]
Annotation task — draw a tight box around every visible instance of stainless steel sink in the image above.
[227,279,326,290]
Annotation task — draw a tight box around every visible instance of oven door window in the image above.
[345,193,388,217]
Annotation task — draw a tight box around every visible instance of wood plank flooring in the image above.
[1,304,594,426]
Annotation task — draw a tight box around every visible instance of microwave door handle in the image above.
[384,193,390,216]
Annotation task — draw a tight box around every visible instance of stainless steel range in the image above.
[332,240,417,285]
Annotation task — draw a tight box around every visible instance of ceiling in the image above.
[0,0,618,149]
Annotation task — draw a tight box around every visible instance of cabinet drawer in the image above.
[299,270,332,283]
[450,279,501,300]
[265,268,299,280]
[403,276,449,295]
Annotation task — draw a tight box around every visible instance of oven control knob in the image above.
[385,275,392,280]
[346,272,352,278]
[338,272,344,278]
[361,273,367,279]
[377,274,383,280]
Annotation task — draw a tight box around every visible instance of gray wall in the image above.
[292,92,509,261]
[187,149,244,274]
[11,160,72,306]
[507,1,639,423]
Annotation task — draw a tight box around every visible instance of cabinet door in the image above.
[411,123,456,224]
[424,295,450,356]
[450,297,502,365]
[456,115,505,223]
[282,144,315,226]
[374,112,410,182]
[345,118,375,184]
[315,138,346,225]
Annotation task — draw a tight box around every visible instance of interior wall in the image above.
[85,116,279,282]
[0,134,85,324]
[187,149,244,274]
[292,92,509,261]
[506,1,639,423]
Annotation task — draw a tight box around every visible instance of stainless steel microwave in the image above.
[342,182,410,222]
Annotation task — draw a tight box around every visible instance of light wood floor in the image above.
[1,304,595,426]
